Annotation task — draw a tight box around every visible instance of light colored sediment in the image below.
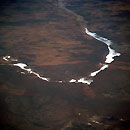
[90,64,109,77]
[85,28,121,64]
[1,1,121,85]
[13,63,50,82]
[58,0,121,84]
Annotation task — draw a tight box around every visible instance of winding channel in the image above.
[2,1,121,85]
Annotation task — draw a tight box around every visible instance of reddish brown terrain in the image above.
[0,0,130,129]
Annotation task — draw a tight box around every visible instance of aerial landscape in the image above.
[0,0,130,129]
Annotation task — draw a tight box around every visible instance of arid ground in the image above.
[0,0,130,129]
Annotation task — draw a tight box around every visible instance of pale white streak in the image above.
[69,79,76,83]
[3,57,49,81]
[87,123,92,126]
[21,72,25,74]
[105,46,120,63]
[92,120,102,124]
[2,28,121,87]
[69,78,93,85]
[57,0,121,86]
[85,28,112,46]
[85,28,121,64]
[1,55,108,85]
[58,81,63,83]
[13,63,50,82]
[77,78,93,85]
[90,64,108,77]
[3,56,11,61]
[31,71,50,81]
[3,57,8,61]
[84,28,121,84]
[13,63,28,70]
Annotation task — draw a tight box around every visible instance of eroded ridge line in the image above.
[1,1,121,86]
[2,56,50,82]
[2,56,92,84]
[85,28,121,64]
[58,0,121,85]
[72,28,121,84]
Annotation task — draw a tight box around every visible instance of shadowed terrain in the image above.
[0,0,130,129]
